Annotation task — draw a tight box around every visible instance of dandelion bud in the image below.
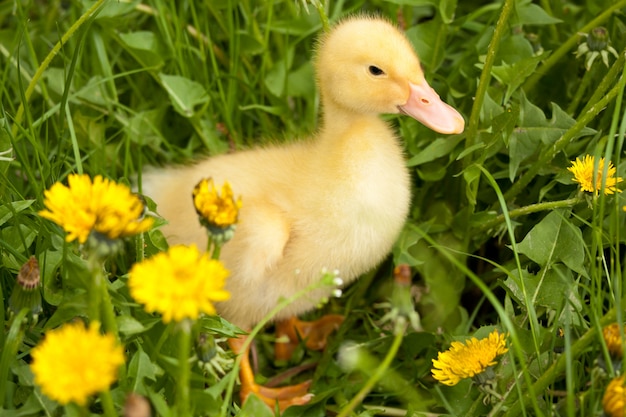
[588,27,609,51]
[9,256,42,321]
[124,393,151,417]
[195,332,218,363]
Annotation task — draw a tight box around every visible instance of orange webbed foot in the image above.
[274,314,344,361]
[228,336,314,412]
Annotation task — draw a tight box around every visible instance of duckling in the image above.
[142,15,464,411]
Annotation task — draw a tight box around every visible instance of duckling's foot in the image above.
[228,336,314,412]
[275,314,344,361]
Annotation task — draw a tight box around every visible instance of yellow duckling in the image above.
[142,15,464,411]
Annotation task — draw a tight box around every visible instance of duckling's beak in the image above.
[399,81,465,134]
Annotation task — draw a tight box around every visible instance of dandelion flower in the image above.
[30,321,124,405]
[567,155,622,195]
[193,178,242,229]
[432,330,508,386]
[603,375,626,417]
[128,244,231,323]
[603,323,626,358]
[39,174,153,244]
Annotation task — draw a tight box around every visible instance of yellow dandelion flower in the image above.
[128,244,231,323]
[603,376,626,417]
[30,321,124,405]
[193,178,242,228]
[603,323,626,358]
[39,174,153,244]
[432,330,508,386]
[567,155,623,195]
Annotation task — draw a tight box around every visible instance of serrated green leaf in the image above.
[491,54,543,103]
[508,94,596,180]
[516,210,587,276]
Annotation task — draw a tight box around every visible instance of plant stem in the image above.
[87,252,118,338]
[523,0,626,92]
[100,390,117,417]
[475,197,583,233]
[464,0,515,158]
[503,81,622,203]
[336,319,408,417]
[176,319,192,417]
[506,308,617,417]
[10,0,106,137]
[0,309,28,408]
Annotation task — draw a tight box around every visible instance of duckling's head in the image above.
[316,16,464,134]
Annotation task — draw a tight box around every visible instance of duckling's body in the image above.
[143,114,410,328]
[142,15,463,410]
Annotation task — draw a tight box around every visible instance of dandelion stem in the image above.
[475,197,583,233]
[176,319,192,417]
[336,319,408,417]
[100,390,117,417]
[464,0,515,160]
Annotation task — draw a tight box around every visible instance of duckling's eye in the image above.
[368,65,385,76]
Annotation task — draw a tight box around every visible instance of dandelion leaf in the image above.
[509,94,596,181]
[516,210,587,277]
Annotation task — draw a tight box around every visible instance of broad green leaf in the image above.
[393,223,425,267]
[117,315,147,336]
[91,0,139,20]
[508,94,596,180]
[125,109,165,148]
[41,249,64,306]
[119,31,164,68]
[159,74,209,118]
[512,0,562,26]
[287,62,315,98]
[516,210,587,276]
[239,393,275,417]
[127,348,159,389]
[265,60,287,97]
[0,200,34,227]
[406,16,448,71]
[406,136,463,166]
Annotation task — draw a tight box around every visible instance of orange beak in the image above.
[399,81,465,134]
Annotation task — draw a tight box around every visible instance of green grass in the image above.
[1,0,626,415]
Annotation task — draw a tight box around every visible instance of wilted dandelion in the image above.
[432,330,508,386]
[128,244,230,323]
[568,155,622,196]
[30,321,124,405]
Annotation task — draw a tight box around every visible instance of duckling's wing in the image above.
[222,198,292,284]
